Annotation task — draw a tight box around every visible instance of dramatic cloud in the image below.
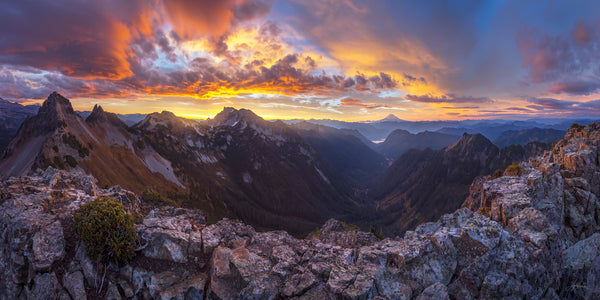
[0,0,156,79]
[405,94,492,104]
[517,19,600,95]
[548,79,600,95]
[2,0,600,120]
[340,98,389,109]
[123,55,398,98]
[526,97,577,110]
[163,0,272,40]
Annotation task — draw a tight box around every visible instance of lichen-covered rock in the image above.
[27,272,61,300]
[63,271,86,300]
[32,220,65,270]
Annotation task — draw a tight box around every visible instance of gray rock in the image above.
[75,244,97,287]
[416,282,450,300]
[63,271,86,300]
[27,272,60,300]
[104,281,122,300]
[32,220,65,270]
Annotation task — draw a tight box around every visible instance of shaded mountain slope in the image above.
[291,121,387,186]
[377,129,460,160]
[0,98,39,153]
[493,127,565,148]
[134,108,359,234]
[0,94,360,235]
[369,133,551,235]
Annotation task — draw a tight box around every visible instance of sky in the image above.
[1,0,600,121]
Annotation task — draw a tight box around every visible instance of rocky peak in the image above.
[7,92,79,138]
[209,106,264,127]
[446,132,496,155]
[136,110,187,132]
[39,91,76,119]
[379,113,402,122]
[85,104,126,128]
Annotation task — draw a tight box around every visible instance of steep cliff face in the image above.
[1,123,600,299]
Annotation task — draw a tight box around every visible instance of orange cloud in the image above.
[340,98,389,109]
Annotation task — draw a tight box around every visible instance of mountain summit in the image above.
[378,114,402,122]
[209,107,264,127]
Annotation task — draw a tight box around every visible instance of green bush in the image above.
[570,123,585,131]
[43,157,56,169]
[62,133,90,157]
[370,225,384,240]
[478,206,491,218]
[492,169,504,179]
[53,156,65,169]
[141,189,179,207]
[64,155,77,167]
[505,162,524,176]
[73,197,137,263]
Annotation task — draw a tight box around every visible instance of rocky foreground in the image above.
[1,124,600,299]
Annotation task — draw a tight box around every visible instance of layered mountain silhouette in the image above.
[376,129,459,160]
[0,93,361,235]
[0,92,557,236]
[369,133,550,235]
[493,127,565,148]
[0,97,39,153]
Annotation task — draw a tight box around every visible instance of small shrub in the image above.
[505,162,524,176]
[73,197,137,263]
[370,225,384,240]
[64,155,77,168]
[478,206,491,218]
[308,229,322,238]
[141,189,179,207]
[52,145,59,152]
[53,156,65,169]
[62,133,90,158]
[570,123,585,131]
[43,157,56,169]
[339,220,360,231]
[136,139,144,149]
[492,169,504,179]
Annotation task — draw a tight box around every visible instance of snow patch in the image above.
[242,171,252,183]
[216,171,226,179]
[141,151,185,188]
[315,167,330,184]
[197,153,219,164]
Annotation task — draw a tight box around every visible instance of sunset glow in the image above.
[2,0,600,121]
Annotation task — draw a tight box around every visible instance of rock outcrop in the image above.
[1,123,600,299]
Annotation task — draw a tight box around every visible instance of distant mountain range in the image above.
[77,110,147,127]
[492,127,566,148]
[284,114,595,142]
[0,98,39,153]
[0,92,588,236]
[376,129,459,160]
[368,133,550,235]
